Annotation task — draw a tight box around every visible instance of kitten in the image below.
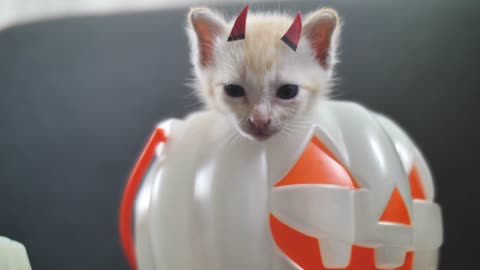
[186,6,340,141]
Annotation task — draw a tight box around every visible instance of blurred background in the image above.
[0,0,263,31]
[1,0,479,269]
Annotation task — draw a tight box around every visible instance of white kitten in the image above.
[186,6,340,141]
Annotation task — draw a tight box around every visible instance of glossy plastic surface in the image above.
[0,236,32,270]
[122,100,443,270]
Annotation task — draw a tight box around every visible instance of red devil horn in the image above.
[227,5,249,42]
[281,12,302,51]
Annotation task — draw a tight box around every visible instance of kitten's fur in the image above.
[186,6,340,141]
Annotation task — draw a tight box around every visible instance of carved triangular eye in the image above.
[274,136,359,189]
[409,165,426,200]
[281,12,302,51]
[227,5,249,42]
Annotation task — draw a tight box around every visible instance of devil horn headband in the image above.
[228,7,302,52]
[227,5,249,42]
[281,12,302,51]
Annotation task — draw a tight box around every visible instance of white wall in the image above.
[0,0,266,30]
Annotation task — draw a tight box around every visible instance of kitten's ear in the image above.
[187,8,226,67]
[302,8,341,69]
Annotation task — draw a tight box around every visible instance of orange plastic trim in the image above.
[408,165,426,200]
[379,188,411,225]
[270,213,413,270]
[275,136,359,189]
[119,128,167,269]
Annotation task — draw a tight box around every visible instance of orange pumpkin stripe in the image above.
[119,128,167,269]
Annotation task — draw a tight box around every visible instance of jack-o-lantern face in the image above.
[269,136,427,269]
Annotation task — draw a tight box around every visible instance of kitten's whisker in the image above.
[218,127,241,147]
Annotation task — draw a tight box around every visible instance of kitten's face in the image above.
[212,34,328,141]
[188,8,339,141]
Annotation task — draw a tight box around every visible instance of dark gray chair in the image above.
[1,0,479,269]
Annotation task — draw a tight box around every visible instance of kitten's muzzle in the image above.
[250,129,273,141]
[246,121,275,141]
[248,116,271,129]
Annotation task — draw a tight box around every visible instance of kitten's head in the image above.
[187,6,340,141]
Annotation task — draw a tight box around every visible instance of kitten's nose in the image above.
[249,104,271,129]
[248,115,271,129]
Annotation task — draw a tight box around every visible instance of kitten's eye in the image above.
[224,84,246,98]
[276,84,299,100]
